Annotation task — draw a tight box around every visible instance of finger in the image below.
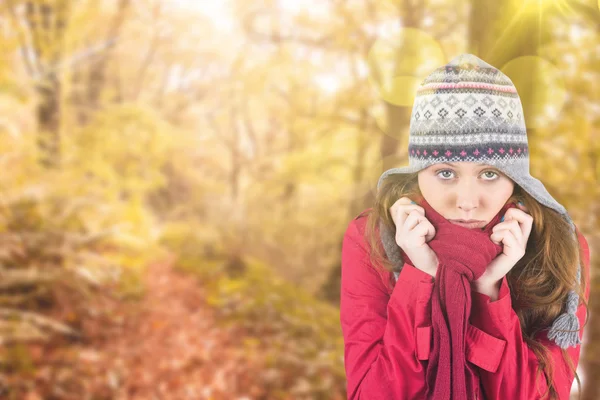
[422,219,436,242]
[496,230,520,254]
[490,229,509,245]
[390,197,423,217]
[411,221,432,242]
[403,210,425,232]
[490,230,502,245]
[393,197,424,211]
[390,204,424,229]
[515,203,533,241]
[406,216,436,244]
[390,203,409,228]
[490,228,511,245]
[504,207,533,241]
[491,228,519,248]
[494,219,522,244]
[490,228,502,244]
[492,225,521,247]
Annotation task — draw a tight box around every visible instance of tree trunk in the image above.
[24,0,71,168]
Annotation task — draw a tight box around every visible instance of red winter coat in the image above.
[340,210,591,400]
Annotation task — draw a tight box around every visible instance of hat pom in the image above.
[547,289,582,349]
[547,310,582,349]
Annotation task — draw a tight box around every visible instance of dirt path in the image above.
[4,257,266,400]
[95,258,262,400]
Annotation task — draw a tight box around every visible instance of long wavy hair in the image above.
[361,171,589,400]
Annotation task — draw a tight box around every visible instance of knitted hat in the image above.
[377,53,582,349]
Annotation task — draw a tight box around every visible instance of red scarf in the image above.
[400,198,517,400]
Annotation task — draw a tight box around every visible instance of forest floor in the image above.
[1,256,271,400]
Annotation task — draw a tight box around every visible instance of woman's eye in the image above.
[482,171,498,180]
[437,170,454,179]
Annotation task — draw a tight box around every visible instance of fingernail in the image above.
[500,216,505,222]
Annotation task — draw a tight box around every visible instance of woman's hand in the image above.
[475,201,533,290]
[390,197,439,278]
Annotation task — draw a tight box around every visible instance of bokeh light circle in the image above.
[367,28,445,109]
[501,56,567,130]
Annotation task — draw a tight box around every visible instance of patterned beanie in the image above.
[377,53,582,349]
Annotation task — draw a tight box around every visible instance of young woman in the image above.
[339,54,591,400]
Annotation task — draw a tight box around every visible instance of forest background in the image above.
[0,0,599,399]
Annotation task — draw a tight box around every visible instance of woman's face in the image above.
[417,162,515,229]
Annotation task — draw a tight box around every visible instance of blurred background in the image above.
[0,0,598,399]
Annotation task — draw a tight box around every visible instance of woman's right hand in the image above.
[389,197,439,278]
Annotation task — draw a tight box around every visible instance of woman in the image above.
[339,54,591,400]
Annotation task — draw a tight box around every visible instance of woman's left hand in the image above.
[477,202,533,287]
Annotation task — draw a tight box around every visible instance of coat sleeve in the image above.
[340,217,435,399]
[468,227,591,400]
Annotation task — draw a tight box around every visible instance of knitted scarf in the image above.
[399,199,517,400]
